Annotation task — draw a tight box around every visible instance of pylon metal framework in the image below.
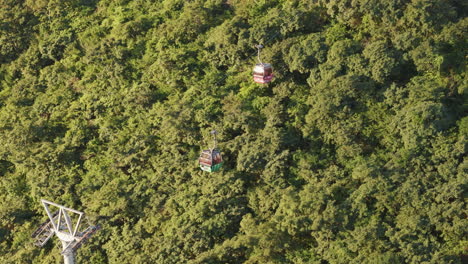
[32,199,100,264]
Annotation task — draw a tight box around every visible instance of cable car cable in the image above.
[213,29,285,85]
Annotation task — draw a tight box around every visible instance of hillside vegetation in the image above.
[0,0,466,263]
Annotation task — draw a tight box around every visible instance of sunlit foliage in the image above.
[0,0,466,263]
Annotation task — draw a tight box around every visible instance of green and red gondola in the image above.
[199,130,223,172]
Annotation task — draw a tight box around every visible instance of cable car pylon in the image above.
[32,199,100,264]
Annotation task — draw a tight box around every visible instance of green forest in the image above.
[0,0,467,263]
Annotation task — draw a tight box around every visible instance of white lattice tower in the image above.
[32,199,99,264]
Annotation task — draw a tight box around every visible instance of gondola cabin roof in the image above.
[253,63,272,74]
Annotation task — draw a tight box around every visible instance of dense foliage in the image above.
[0,0,466,263]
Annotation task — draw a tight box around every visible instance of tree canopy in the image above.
[0,0,466,263]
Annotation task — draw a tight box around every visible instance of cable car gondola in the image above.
[199,130,223,172]
[253,44,274,84]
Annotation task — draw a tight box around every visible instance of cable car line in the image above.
[197,30,287,171]
[210,26,282,84]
